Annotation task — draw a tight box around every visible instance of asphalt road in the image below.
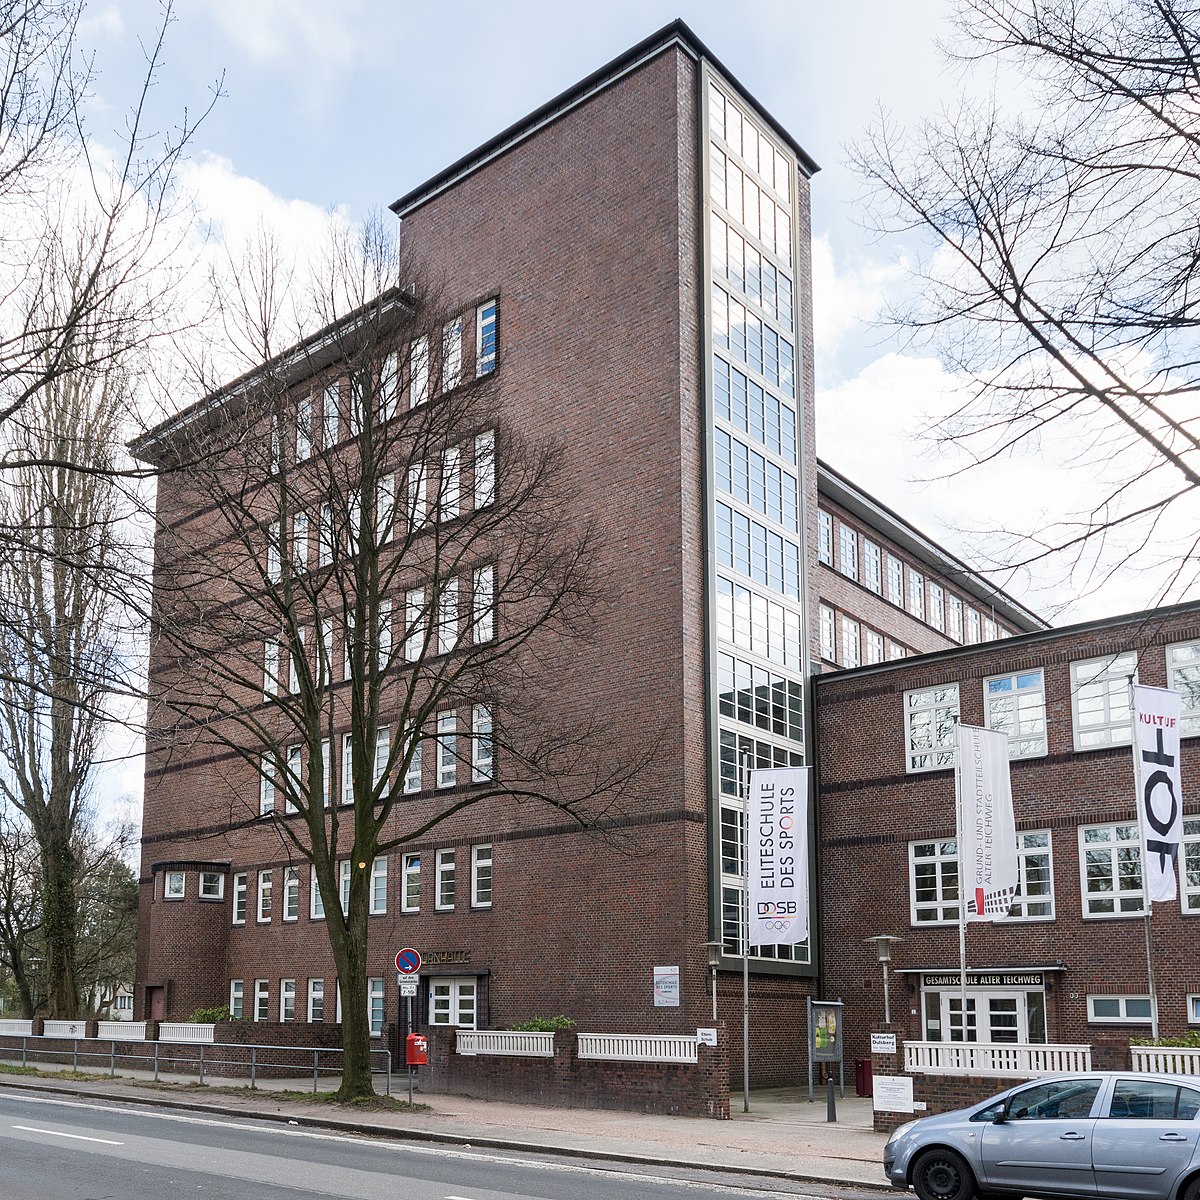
[0,1088,875,1200]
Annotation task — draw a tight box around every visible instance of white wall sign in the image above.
[870,1032,897,1054]
[653,965,680,1007]
[872,1074,915,1113]
[696,1027,717,1045]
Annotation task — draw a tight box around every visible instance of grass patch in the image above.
[128,1079,428,1112]
[0,1066,108,1081]
[0,1064,39,1076]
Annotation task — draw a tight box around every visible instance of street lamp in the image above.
[703,941,723,1022]
[865,935,902,1026]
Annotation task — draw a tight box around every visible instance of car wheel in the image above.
[1182,1178,1200,1200]
[911,1148,977,1200]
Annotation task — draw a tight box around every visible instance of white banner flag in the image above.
[747,767,809,946]
[1133,684,1184,903]
[956,725,1019,921]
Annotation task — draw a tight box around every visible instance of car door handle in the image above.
[1161,1133,1188,1143]
[1060,1132,1087,1141]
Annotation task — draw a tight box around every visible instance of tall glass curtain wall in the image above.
[707,76,808,964]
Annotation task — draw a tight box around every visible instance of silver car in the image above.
[884,1071,1200,1200]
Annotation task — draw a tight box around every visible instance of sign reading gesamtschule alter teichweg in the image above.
[747,766,809,945]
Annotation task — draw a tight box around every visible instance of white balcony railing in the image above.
[905,1041,1092,1077]
[158,1022,215,1043]
[0,1019,33,1036]
[456,1030,556,1058]
[1131,1045,1200,1074]
[97,1021,146,1041]
[576,1033,698,1064]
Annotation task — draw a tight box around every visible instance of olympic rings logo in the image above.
[760,919,792,931]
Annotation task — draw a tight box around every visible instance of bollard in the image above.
[312,1050,319,1094]
[827,1075,837,1122]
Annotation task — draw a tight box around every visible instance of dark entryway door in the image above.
[147,986,165,1021]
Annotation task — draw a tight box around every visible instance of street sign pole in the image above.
[395,948,422,1106]
[406,994,413,1104]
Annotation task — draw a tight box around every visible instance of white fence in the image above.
[43,1020,88,1039]
[456,1030,555,1057]
[905,1041,1092,1077]
[97,1021,146,1041]
[158,1022,215,1043]
[576,1033,698,1064]
[1131,1045,1200,1074]
[0,1020,33,1036]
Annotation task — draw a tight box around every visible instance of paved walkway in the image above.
[0,1064,891,1192]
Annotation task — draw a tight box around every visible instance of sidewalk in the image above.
[0,1064,891,1191]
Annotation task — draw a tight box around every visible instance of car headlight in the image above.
[885,1120,918,1146]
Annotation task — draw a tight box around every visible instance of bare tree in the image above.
[0,808,41,1016]
[138,219,642,1099]
[852,0,1200,602]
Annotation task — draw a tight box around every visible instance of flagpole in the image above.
[954,721,968,1040]
[741,747,751,1114]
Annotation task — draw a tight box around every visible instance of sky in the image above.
[78,0,1187,803]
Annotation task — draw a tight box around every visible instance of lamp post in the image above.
[703,941,723,1022]
[865,935,902,1026]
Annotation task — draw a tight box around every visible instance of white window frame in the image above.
[339,859,350,915]
[322,382,339,447]
[904,683,960,773]
[966,607,981,643]
[263,638,279,699]
[886,554,904,606]
[254,979,269,1022]
[1087,994,1153,1024]
[405,588,424,661]
[471,844,492,908]
[403,729,422,794]
[310,870,325,920]
[285,745,301,813]
[381,351,399,420]
[839,615,860,669]
[283,866,299,921]
[370,856,388,915]
[1188,994,1200,1025]
[907,569,925,620]
[863,540,882,594]
[441,447,460,520]
[402,853,421,913]
[373,726,389,789]
[865,629,884,665]
[1004,830,1056,921]
[257,870,272,923]
[292,511,308,571]
[307,978,325,1023]
[472,565,494,643]
[472,705,493,781]
[368,977,385,1037]
[259,755,276,816]
[407,463,426,527]
[1167,640,1200,736]
[909,839,960,924]
[1079,821,1145,918]
[819,604,835,662]
[266,520,281,583]
[280,979,296,1023]
[474,430,495,508]
[1071,652,1135,750]
[928,583,944,631]
[321,738,332,808]
[948,595,964,642]
[229,979,244,1020]
[438,578,458,655]
[816,510,833,566]
[429,977,478,1028]
[437,711,457,788]
[295,394,312,461]
[410,335,429,406]
[476,300,497,375]
[837,523,858,581]
[232,873,247,924]
[164,870,185,900]
[442,318,462,392]
[289,626,306,695]
[984,668,1048,759]
[342,733,354,804]
[435,848,456,911]
[377,598,392,669]
[1183,817,1200,915]
[318,502,334,568]
[199,870,224,901]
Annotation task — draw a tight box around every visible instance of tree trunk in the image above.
[41,824,79,1018]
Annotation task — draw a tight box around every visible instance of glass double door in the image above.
[933,989,1045,1043]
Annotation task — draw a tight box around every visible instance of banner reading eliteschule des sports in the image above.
[1132,684,1184,903]
[747,766,809,946]
[955,724,1019,921]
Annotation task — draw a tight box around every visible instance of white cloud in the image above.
[78,4,124,40]
[201,0,358,69]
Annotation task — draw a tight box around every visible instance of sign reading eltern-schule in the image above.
[747,766,809,945]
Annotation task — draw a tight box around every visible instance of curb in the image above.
[0,1076,892,1194]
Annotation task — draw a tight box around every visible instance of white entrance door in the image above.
[429,978,477,1028]
[940,992,1029,1043]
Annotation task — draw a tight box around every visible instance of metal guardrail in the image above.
[456,1030,556,1057]
[576,1033,699,1063]
[1131,1046,1200,1074]
[0,1032,392,1093]
[904,1041,1093,1076]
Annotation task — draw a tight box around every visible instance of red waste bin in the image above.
[855,1057,873,1097]
[406,1032,428,1066]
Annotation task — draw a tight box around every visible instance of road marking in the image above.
[12,1124,123,1145]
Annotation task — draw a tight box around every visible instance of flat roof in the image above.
[390,18,820,219]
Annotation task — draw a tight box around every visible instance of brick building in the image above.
[817,601,1200,1071]
[132,21,1041,1086]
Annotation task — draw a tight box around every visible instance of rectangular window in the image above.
[471,844,493,908]
[441,447,460,520]
[410,335,429,406]
[339,859,350,915]
[472,565,494,643]
[229,980,243,1020]
[407,462,427,527]
[983,616,997,641]
[905,683,960,772]
[403,728,422,794]
[441,318,462,391]
[280,979,296,1023]
[474,430,495,508]
[283,866,299,921]
[368,977,385,1037]
[318,618,333,686]
[318,503,334,568]
[966,607,981,644]
[257,870,272,922]
[437,711,457,787]
[928,583,944,631]
[342,732,354,804]
[404,588,424,661]
[907,570,925,619]
[370,856,387,915]
[948,596,964,642]
[476,300,497,375]
[863,541,882,594]
[889,640,907,660]
[259,756,276,815]
[289,626,306,695]
[1087,994,1153,1024]
[1183,818,1200,914]
[310,870,325,920]
[377,597,392,669]
[1080,822,1144,917]
[840,615,860,669]
[1005,831,1055,920]
[865,629,884,665]
[1072,652,1136,749]
[985,669,1047,758]
[887,555,904,606]
[164,870,185,900]
[232,873,247,924]
[438,579,458,654]
[266,521,280,584]
[402,852,421,912]
[837,524,858,581]
[817,510,833,565]
[909,839,959,924]
[307,978,324,1023]
[254,979,269,1022]
[285,745,301,813]
[1168,640,1200,736]
[292,511,308,571]
[263,638,278,699]
[381,351,399,421]
[320,739,332,808]
[717,653,803,741]
[373,726,389,788]
[377,475,395,542]
[472,705,494,781]
[819,604,835,662]
[322,382,339,447]
[295,395,312,461]
[436,848,456,910]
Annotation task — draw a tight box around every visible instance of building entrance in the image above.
[919,973,1048,1044]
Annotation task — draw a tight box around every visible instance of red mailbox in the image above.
[406,1032,428,1066]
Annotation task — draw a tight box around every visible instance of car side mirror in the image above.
[992,1108,1007,1125]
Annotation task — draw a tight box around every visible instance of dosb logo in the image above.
[756,900,798,916]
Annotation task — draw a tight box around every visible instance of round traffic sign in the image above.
[395,947,422,974]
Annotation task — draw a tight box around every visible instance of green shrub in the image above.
[188,1004,232,1024]
[508,1014,575,1032]
[1131,1031,1200,1047]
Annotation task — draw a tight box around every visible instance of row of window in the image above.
[710,213,793,334]
[715,575,804,672]
[817,508,1010,646]
[712,285,795,400]
[709,146,792,268]
[256,705,493,816]
[158,843,494,919]
[713,356,797,467]
[903,641,1200,772]
[908,817,1200,924]
[715,502,801,600]
[819,603,909,667]
[263,566,494,696]
[273,302,497,470]
[715,428,799,533]
[708,80,793,207]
